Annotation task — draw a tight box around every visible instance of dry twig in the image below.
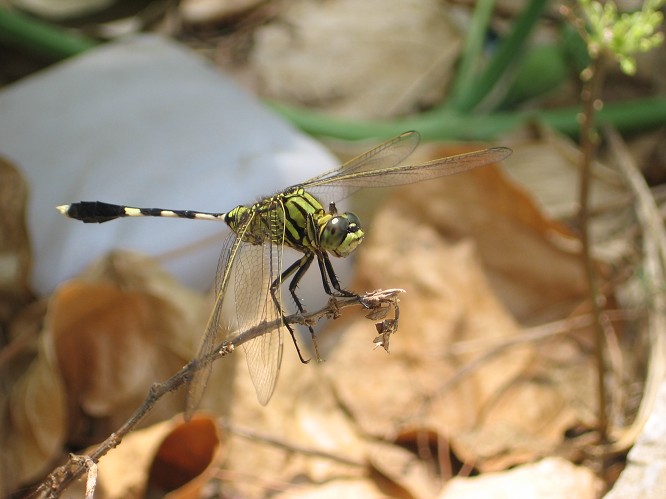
[33,288,404,498]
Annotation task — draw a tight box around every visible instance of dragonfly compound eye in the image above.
[321,213,364,257]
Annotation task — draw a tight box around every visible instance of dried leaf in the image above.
[148,416,222,498]
[398,147,587,324]
[273,479,388,498]
[0,302,66,496]
[0,155,33,326]
[367,440,440,498]
[2,251,216,494]
[46,251,208,445]
[324,151,593,472]
[439,457,602,498]
[251,0,461,118]
[503,128,630,265]
[218,348,374,496]
[86,414,223,498]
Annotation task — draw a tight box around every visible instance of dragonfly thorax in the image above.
[222,188,364,257]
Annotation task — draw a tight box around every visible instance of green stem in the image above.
[0,7,97,60]
[448,0,498,107]
[498,42,569,108]
[448,0,549,112]
[268,95,666,141]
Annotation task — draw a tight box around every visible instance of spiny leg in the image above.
[270,255,313,364]
[317,252,357,297]
[285,253,325,362]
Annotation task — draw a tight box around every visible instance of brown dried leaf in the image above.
[0,155,33,326]
[273,479,389,498]
[148,416,223,498]
[251,0,461,118]
[400,145,588,324]
[85,414,223,499]
[221,352,368,496]
[321,149,593,472]
[2,250,216,495]
[439,457,603,498]
[0,302,66,496]
[367,439,441,498]
[503,128,630,265]
[46,251,208,445]
[503,130,623,219]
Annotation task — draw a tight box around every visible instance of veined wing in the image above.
[186,203,285,411]
[303,131,421,185]
[185,228,243,418]
[301,131,511,194]
[232,223,284,406]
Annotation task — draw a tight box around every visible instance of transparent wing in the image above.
[185,230,241,418]
[232,206,286,406]
[310,146,512,189]
[233,243,284,405]
[186,199,288,410]
[303,131,421,185]
[300,131,511,204]
[299,131,420,207]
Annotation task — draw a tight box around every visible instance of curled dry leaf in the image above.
[0,155,33,327]
[2,251,214,495]
[404,142,589,324]
[46,251,209,446]
[72,414,223,498]
[273,479,389,499]
[366,439,441,498]
[147,415,222,498]
[503,128,630,266]
[0,301,66,496]
[504,128,626,220]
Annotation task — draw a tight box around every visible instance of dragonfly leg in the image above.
[270,255,313,364]
[317,252,356,298]
[285,253,325,362]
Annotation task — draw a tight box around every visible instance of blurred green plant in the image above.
[561,0,665,453]
[0,7,97,60]
[1,2,665,141]
[269,0,666,141]
[577,0,664,75]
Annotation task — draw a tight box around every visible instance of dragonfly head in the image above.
[319,212,364,257]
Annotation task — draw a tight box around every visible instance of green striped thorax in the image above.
[223,187,364,258]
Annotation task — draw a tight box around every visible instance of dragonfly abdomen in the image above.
[57,201,227,223]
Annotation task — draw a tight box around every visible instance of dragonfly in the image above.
[57,131,511,410]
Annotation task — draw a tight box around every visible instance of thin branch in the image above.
[33,289,404,498]
[577,52,610,445]
[219,421,365,468]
